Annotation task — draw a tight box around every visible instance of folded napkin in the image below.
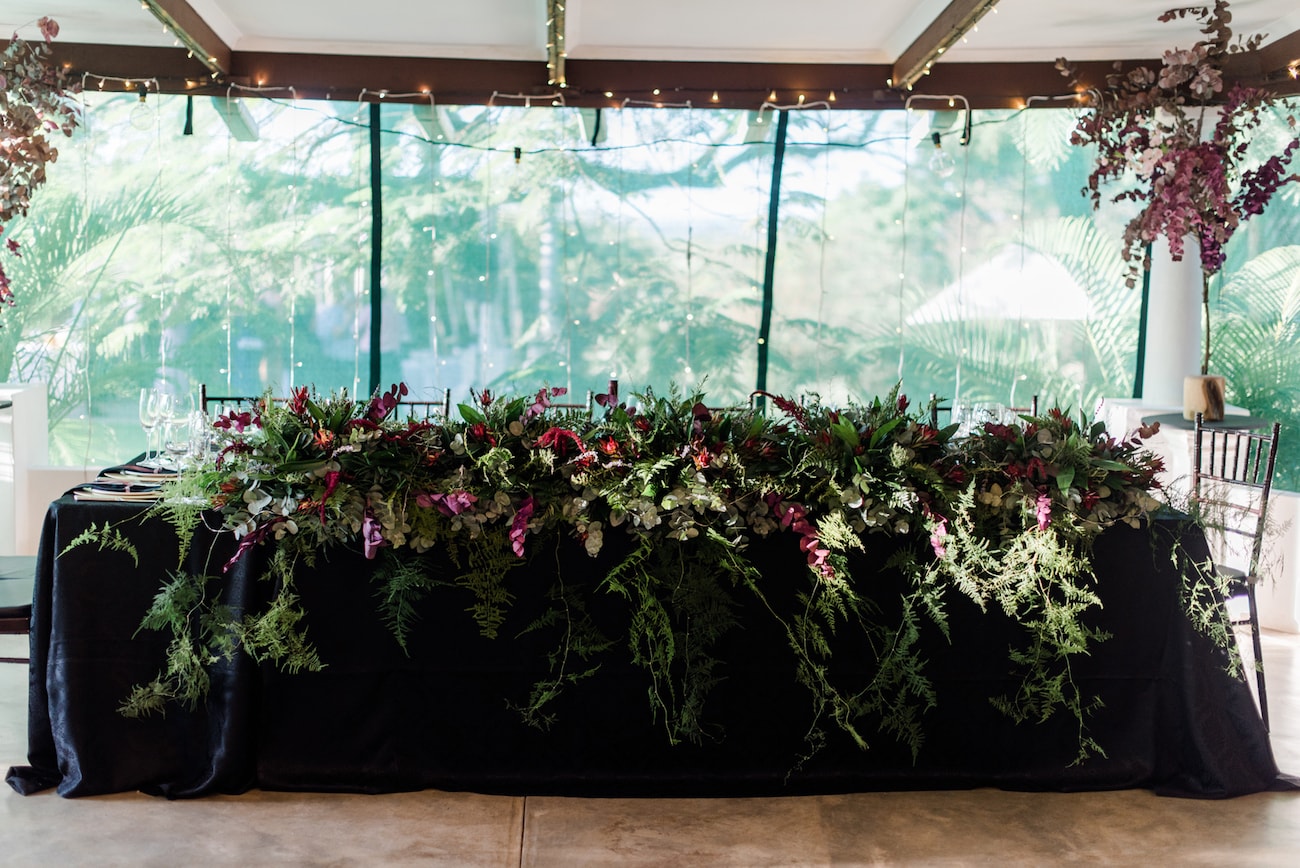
[71,476,167,503]
[73,488,164,503]
[99,469,177,485]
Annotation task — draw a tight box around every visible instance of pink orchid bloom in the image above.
[1036,494,1053,532]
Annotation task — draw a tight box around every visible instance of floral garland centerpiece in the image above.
[105,383,1169,763]
[1056,0,1299,376]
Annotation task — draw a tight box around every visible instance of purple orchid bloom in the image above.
[362,512,388,559]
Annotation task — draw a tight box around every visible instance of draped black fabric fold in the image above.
[8,499,1295,799]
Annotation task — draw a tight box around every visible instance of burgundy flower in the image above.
[318,470,341,524]
[536,426,585,457]
[984,423,1018,442]
[289,385,310,415]
[467,422,497,446]
[365,382,408,423]
[213,410,254,432]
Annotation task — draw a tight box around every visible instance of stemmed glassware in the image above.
[138,387,165,464]
[140,386,198,467]
[155,390,195,469]
[162,414,191,469]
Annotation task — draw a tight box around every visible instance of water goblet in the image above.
[162,415,192,469]
[187,410,215,464]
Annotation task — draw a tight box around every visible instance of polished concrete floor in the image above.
[1,630,1298,866]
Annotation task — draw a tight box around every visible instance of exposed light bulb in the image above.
[928,131,955,178]
[130,84,153,130]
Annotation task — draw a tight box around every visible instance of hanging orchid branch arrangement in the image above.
[1,17,79,315]
[1057,0,1300,375]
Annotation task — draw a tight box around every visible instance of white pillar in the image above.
[1141,236,1202,406]
[0,382,49,556]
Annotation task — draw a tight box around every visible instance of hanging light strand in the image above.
[684,105,696,381]
[896,109,912,382]
[953,125,973,409]
[287,104,303,389]
[814,110,833,385]
[425,91,442,378]
[350,99,368,396]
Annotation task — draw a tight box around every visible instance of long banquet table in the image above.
[7,494,1297,799]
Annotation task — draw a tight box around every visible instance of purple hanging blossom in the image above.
[511,496,535,558]
[416,490,478,516]
[361,511,387,559]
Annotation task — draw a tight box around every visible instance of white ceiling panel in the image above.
[3,0,1298,67]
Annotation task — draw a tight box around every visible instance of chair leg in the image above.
[1246,583,1269,731]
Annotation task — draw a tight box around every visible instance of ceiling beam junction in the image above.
[140,0,231,78]
[891,0,1001,92]
[546,0,567,89]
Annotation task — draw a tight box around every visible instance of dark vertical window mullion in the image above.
[754,109,790,411]
[369,102,383,394]
[1133,242,1151,399]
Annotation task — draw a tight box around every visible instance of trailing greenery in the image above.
[99,382,1176,766]
[62,522,140,567]
[509,571,616,731]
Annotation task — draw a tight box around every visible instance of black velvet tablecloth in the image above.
[7,497,1296,799]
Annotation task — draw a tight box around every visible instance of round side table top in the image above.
[1140,412,1270,431]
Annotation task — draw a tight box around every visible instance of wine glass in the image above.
[139,387,163,464]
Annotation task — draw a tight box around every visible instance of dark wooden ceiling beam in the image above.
[142,0,232,76]
[46,44,1294,110]
[1256,28,1300,93]
[49,43,215,86]
[891,0,1001,91]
